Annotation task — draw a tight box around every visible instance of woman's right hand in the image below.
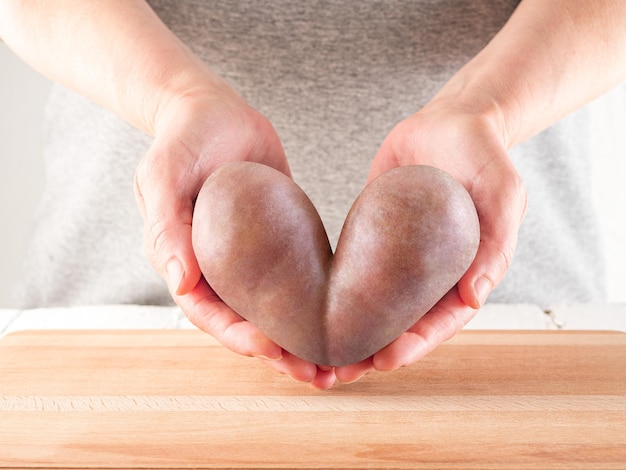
[134,85,337,389]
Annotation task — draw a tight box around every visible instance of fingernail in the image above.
[255,352,283,361]
[475,277,492,307]
[166,258,184,294]
[342,372,369,385]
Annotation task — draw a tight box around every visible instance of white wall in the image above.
[589,84,626,303]
[1,43,625,307]
[0,44,49,308]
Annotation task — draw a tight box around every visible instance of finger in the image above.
[457,161,527,309]
[372,287,477,371]
[335,358,375,384]
[261,351,318,383]
[181,279,283,360]
[134,148,203,296]
[261,356,336,389]
[311,367,337,390]
[458,237,515,309]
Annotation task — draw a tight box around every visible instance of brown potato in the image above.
[192,162,479,366]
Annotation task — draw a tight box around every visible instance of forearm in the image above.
[429,0,626,148]
[0,0,226,135]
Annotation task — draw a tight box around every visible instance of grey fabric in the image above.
[16,0,606,309]
[17,89,171,307]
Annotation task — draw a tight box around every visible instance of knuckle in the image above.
[505,167,528,220]
[482,238,516,289]
[133,171,146,214]
[496,241,516,273]
[143,219,171,268]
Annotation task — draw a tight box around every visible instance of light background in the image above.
[1,43,625,307]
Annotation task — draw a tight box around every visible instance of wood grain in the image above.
[1,329,625,469]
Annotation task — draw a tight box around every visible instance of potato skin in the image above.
[325,165,480,365]
[191,162,332,364]
[192,162,479,366]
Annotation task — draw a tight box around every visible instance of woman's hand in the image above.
[335,0,626,384]
[335,102,527,383]
[134,88,336,389]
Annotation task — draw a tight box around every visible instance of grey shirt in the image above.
[16,0,606,309]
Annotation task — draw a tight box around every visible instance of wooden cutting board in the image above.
[1,329,625,469]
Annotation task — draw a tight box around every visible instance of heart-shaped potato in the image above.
[192,162,479,366]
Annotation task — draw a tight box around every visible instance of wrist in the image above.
[152,81,224,138]
[141,61,237,138]
[425,69,519,151]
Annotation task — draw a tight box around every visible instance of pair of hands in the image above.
[134,87,527,389]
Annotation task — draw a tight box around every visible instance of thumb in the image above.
[459,237,517,309]
[457,165,527,309]
[134,158,202,296]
